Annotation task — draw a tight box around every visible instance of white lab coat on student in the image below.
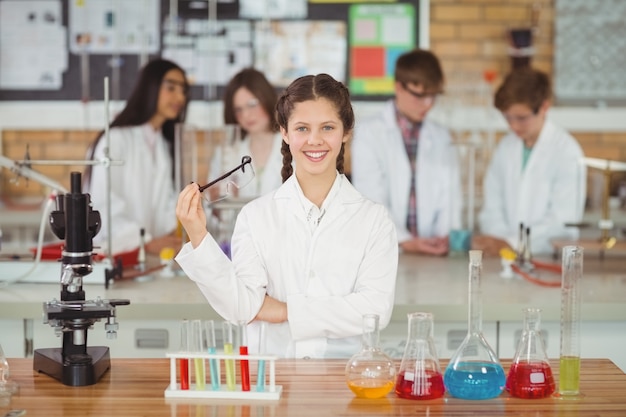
[175,174,398,359]
[87,124,178,254]
[209,132,284,198]
[351,100,462,243]
[478,120,586,254]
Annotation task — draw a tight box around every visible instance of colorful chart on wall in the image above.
[348,3,416,96]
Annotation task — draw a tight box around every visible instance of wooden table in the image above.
[3,358,626,416]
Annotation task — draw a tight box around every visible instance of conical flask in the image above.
[345,314,396,399]
[395,312,445,400]
[506,308,555,398]
[444,250,505,399]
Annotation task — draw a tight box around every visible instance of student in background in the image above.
[175,74,398,358]
[210,68,283,197]
[351,49,462,256]
[473,68,586,256]
[85,58,189,255]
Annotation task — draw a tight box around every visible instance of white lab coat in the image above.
[87,124,178,253]
[175,174,398,358]
[209,132,284,198]
[351,100,462,243]
[478,120,586,254]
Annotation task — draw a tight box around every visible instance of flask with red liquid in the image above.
[395,312,445,400]
[506,308,555,399]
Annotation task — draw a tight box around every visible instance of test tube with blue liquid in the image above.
[223,321,236,390]
[257,322,267,392]
[191,319,205,390]
[205,320,220,390]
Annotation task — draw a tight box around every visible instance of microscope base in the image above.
[33,346,111,386]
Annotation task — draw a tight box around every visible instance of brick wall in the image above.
[1,0,624,202]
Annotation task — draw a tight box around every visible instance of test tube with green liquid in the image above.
[559,246,583,397]
[191,319,205,390]
[205,320,220,390]
[223,321,236,391]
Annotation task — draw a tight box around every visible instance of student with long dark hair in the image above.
[86,58,190,255]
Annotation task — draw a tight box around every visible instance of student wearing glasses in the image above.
[85,58,189,255]
[176,74,398,358]
[473,68,586,256]
[210,68,283,198]
[351,49,462,256]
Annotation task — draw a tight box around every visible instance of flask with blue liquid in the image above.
[444,250,505,400]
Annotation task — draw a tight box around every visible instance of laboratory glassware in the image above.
[238,321,250,392]
[179,320,190,390]
[395,312,445,400]
[559,245,583,397]
[345,314,396,399]
[191,319,206,390]
[205,320,220,390]
[506,308,555,399]
[223,321,236,391]
[1,343,19,405]
[444,250,506,400]
[257,322,267,392]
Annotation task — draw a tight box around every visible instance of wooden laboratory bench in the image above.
[4,358,626,416]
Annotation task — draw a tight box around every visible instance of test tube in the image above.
[223,321,236,391]
[239,321,250,392]
[256,322,267,392]
[205,320,220,390]
[191,319,206,390]
[559,245,583,397]
[179,319,190,390]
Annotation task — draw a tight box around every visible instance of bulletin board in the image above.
[0,0,425,102]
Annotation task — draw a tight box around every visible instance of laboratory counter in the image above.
[3,357,626,416]
[0,253,625,323]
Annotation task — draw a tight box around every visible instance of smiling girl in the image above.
[175,74,398,358]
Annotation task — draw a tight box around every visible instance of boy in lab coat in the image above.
[351,49,462,256]
[473,68,586,256]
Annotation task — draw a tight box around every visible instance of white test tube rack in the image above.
[164,351,283,400]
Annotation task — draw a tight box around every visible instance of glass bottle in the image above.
[0,343,20,405]
[444,250,506,399]
[506,308,555,398]
[559,245,583,397]
[395,312,445,400]
[345,314,396,399]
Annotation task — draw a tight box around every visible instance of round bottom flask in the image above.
[345,314,396,399]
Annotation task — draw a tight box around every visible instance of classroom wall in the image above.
[1,0,625,203]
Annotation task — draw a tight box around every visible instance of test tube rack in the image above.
[164,352,283,400]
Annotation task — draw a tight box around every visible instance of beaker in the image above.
[345,314,396,399]
[0,343,19,405]
[444,250,506,400]
[559,246,583,397]
[395,312,445,400]
[506,308,555,399]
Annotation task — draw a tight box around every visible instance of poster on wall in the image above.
[0,0,67,90]
[68,0,160,54]
[348,3,416,95]
[254,20,347,88]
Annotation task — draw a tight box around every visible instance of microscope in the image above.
[33,172,130,386]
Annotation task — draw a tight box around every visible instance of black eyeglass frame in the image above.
[400,82,443,101]
[198,155,253,193]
